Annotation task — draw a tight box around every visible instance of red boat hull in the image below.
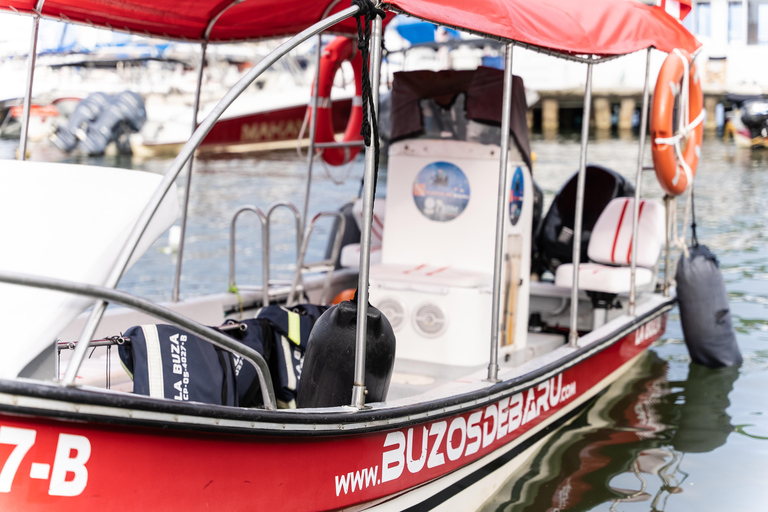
[0,313,667,511]
[200,99,353,150]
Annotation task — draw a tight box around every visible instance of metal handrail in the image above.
[0,270,276,410]
[286,211,346,306]
[229,206,268,306]
[266,201,302,265]
[62,5,361,387]
[313,140,366,149]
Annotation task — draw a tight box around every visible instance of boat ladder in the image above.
[228,202,346,307]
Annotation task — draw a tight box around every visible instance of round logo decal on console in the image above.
[412,161,470,222]
[509,166,524,226]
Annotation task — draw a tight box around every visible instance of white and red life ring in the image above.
[650,49,704,197]
[308,36,364,166]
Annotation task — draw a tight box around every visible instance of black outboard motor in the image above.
[677,244,742,368]
[741,99,768,139]
[80,91,147,156]
[297,298,396,408]
[533,165,634,275]
[51,92,111,152]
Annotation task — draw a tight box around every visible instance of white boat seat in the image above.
[340,244,382,268]
[554,198,664,294]
[339,197,386,269]
[554,263,655,294]
[587,197,665,268]
[352,197,386,245]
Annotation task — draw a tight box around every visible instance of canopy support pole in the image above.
[664,195,673,297]
[629,48,652,316]
[61,5,361,387]
[173,42,207,302]
[568,61,594,348]
[351,13,383,410]
[300,35,324,238]
[18,7,42,161]
[487,43,514,382]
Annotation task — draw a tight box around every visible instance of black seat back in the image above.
[533,165,635,275]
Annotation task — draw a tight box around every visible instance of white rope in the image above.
[653,108,705,146]
[296,105,312,159]
[319,149,356,185]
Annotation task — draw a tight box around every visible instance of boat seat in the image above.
[339,198,386,269]
[340,244,382,268]
[554,197,664,294]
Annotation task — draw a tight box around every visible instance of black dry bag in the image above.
[676,245,742,368]
[297,299,396,408]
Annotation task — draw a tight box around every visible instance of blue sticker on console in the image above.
[412,162,470,222]
[509,166,524,226]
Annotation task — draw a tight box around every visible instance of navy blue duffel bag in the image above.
[119,304,328,408]
[119,324,239,406]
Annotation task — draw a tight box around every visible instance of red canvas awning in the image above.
[2,0,699,56]
[3,0,364,42]
[388,0,700,58]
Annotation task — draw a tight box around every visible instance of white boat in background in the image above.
[0,0,717,510]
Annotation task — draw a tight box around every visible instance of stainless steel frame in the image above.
[61,5,361,386]
[229,206,269,306]
[568,61,594,347]
[172,42,208,302]
[286,211,346,306]
[300,34,324,235]
[629,48,652,316]
[351,13,383,409]
[487,43,514,382]
[18,1,45,161]
[664,195,673,297]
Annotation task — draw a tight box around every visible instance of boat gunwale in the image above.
[0,299,674,436]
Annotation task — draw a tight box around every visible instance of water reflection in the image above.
[483,353,740,512]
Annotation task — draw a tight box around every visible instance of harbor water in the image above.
[2,134,766,510]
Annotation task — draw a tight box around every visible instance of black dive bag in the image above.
[119,304,329,408]
[245,304,328,408]
[119,324,238,406]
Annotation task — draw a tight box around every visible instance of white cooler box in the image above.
[369,264,492,367]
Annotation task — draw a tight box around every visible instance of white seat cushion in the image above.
[587,198,664,268]
[555,263,654,294]
[352,198,386,248]
[340,243,382,268]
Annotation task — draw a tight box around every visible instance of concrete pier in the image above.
[529,90,726,134]
[542,98,559,134]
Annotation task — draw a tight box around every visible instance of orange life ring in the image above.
[650,49,704,197]
[308,36,364,166]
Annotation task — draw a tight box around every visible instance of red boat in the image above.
[0,0,701,510]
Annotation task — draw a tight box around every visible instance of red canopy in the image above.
[388,0,700,58]
[2,0,699,57]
